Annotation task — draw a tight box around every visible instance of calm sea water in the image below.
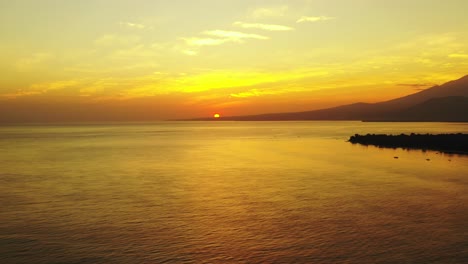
[1,121,467,264]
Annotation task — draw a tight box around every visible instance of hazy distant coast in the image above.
[181,75,468,122]
[348,133,468,154]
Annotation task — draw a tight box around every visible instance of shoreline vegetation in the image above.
[348,133,468,154]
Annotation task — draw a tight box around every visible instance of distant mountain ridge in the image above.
[378,75,468,109]
[380,96,468,122]
[186,75,468,122]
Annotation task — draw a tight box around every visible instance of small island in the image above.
[348,133,468,154]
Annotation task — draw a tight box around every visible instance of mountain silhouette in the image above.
[381,96,468,122]
[187,75,468,121]
[378,75,468,109]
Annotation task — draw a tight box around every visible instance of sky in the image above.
[1,0,468,122]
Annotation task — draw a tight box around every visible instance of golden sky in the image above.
[1,0,468,121]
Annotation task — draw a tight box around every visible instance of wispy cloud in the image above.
[448,53,468,59]
[15,53,53,71]
[183,30,268,47]
[397,83,434,90]
[233,21,294,31]
[204,30,269,40]
[230,88,289,98]
[297,16,335,23]
[3,79,84,97]
[0,91,41,98]
[182,50,198,56]
[251,5,288,18]
[119,22,146,29]
[95,34,141,46]
[31,80,80,92]
[397,83,433,88]
[183,37,228,47]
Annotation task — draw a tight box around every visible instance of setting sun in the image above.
[1,1,468,122]
[0,1,467,263]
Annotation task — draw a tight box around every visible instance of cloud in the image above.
[159,68,329,94]
[110,44,164,61]
[297,16,335,23]
[31,80,80,90]
[120,22,146,29]
[183,37,228,46]
[448,53,468,59]
[397,83,433,87]
[182,50,198,56]
[15,53,53,71]
[183,30,268,47]
[397,83,434,90]
[251,5,288,18]
[233,22,294,31]
[204,30,269,40]
[230,89,286,98]
[95,34,141,46]
[0,90,42,98]
[17,80,82,96]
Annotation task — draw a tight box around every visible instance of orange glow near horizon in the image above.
[214,113,221,119]
[0,1,468,122]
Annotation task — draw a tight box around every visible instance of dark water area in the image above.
[1,122,467,263]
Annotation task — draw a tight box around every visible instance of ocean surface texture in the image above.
[1,122,467,264]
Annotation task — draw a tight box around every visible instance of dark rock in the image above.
[349,133,468,154]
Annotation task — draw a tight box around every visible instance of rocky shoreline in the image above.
[348,133,468,154]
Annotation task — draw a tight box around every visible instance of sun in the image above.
[213,113,220,118]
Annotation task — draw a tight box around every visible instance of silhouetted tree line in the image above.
[348,133,468,153]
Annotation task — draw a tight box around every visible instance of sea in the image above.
[1,121,467,263]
